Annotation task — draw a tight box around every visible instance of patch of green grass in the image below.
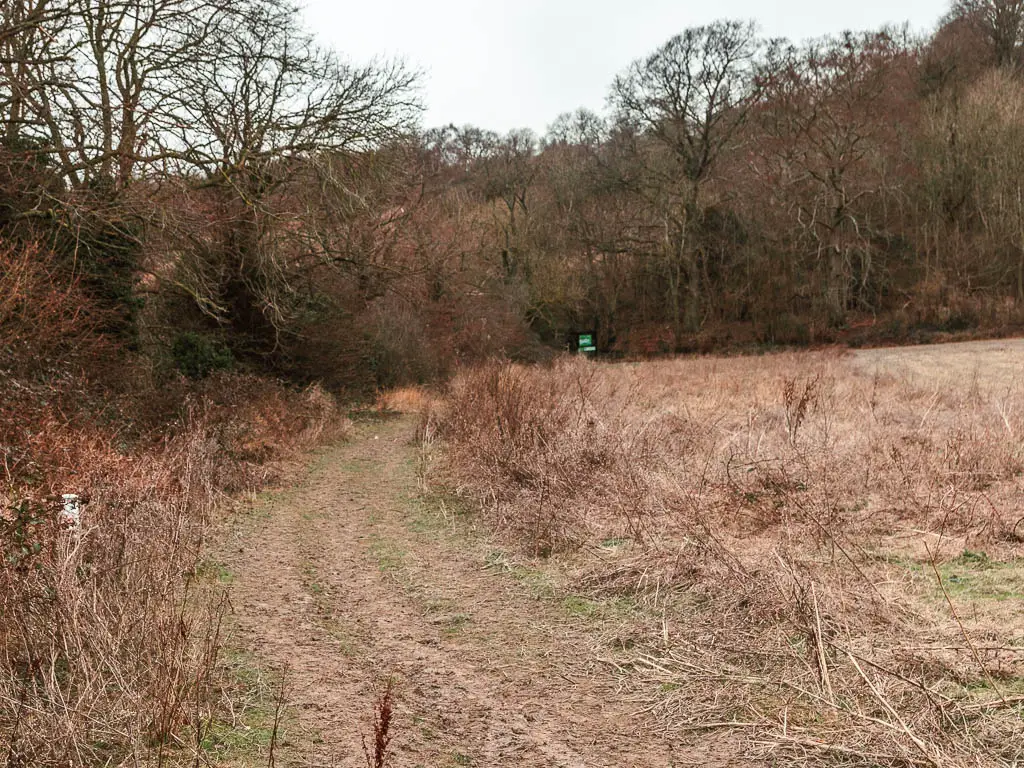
[337,458,375,474]
[938,553,1024,601]
[949,673,1024,709]
[407,505,444,534]
[953,549,993,568]
[255,489,281,505]
[450,751,473,766]
[880,549,1024,602]
[483,549,556,599]
[238,490,277,522]
[419,491,475,519]
[562,593,637,621]
[515,567,556,600]
[940,570,1024,601]
[200,718,275,756]
[368,534,406,573]
[439,613,471,638]
[300,561,326,596]
[422,598,473,638]
[302,446,336,476]
[562,595,602,618]
[483,550,512,571]
[296,562,362,654]
[200,648,287,766]
[865,550,921,570]
[319,616,358,656]
[196,558,235,585]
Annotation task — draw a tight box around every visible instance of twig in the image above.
[847,653,944,768]
[268,673,288,768]
[768,735,934,767]
[959,694,1024,712]
[811,583,834,704]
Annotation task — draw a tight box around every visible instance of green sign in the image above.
[577,333,596,354]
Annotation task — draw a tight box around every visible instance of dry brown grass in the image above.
[1,369,342,767]
[428,350,1024,766]
[375,386,438,415]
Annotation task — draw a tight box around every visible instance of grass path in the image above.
[219,415,720,768]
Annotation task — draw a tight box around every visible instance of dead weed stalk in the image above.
[362,679,396,768]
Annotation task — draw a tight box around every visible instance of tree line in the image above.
[3,0,1024,386]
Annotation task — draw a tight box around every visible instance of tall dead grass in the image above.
[433,362,669,553]
[429,353,1024,766]
[1,368,340,766]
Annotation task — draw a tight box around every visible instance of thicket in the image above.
[1,234,339,765]
[414,2,1024,355]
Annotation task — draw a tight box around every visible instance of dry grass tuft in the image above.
[428,350,1024,766]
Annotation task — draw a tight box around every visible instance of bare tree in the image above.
[755,30,916,325]
[610,20,763,341]
[0,0,420,351]
[475,129,536,279]
[162,0,419,353]
[950,0,1024,68]
[0,0,227,190]
[0,0,60,148]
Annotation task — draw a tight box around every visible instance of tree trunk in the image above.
[826,245,846,326]
[1017,187,1024,304]
[679,188,702,338]
[683,249,701,334]
[665,217,684,350]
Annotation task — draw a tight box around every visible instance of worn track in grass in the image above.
[223,415,718,768]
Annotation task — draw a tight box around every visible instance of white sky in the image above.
[301,0,951,135]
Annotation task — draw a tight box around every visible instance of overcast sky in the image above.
[301,0,951,136]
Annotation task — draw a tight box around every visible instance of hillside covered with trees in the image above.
[5,0,1024,388]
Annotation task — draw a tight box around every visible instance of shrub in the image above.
[0,239,105,372]
[431,359,666,552]
[172,331,235,379]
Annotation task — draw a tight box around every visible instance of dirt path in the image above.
[222,416,700,768]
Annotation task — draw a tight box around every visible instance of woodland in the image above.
[6,0,1024,388]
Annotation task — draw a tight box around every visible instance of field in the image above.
[426,341,1024,766]
[189,341,1024,767]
